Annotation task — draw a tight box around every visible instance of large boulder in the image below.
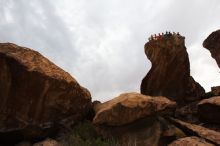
[203,29,220,68]
[141,33,205,103]
[0,43,91,143]
[93,92,176,126]
[168,136,214,146]
[96,117,163,146]
[198,96,220,124]
[168,118,220,145]
[95,116,185,146]
[33,138,61,146]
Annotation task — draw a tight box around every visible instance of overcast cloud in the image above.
[0,0,220,101]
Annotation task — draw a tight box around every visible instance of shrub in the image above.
[59,121,119,146]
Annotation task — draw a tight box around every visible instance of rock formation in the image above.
[2,29,220,145]
[198,96,220,124]
[168,136,215,146]
[32,138,61,146]
[141,34,205,103]
[95,116,186,146]
[0,43,91,143]
[93,93,183,146]
[174,102,199,123]
[92,91,220,146]
[211,86,220,96]
[203,29,220,68]
[93,92,176,126]
[169,118,220,145]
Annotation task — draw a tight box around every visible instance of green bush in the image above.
[60,121,119,146]
[72,121,98,140]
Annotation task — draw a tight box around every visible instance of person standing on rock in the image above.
[151,35,154,40]
[164,31,169,38]
[154,34,157,39]
[158,33,162,39]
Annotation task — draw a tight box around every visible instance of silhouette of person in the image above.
[151,35,154,40]
[154,34,157,40]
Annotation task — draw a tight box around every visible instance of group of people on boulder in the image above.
[148,31,181,41]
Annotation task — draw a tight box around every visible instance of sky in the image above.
[0,0,220,101]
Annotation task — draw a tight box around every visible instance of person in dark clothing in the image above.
[151,35,154,40]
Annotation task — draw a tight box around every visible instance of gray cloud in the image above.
[0,0,79,67]
[0,0,220,101]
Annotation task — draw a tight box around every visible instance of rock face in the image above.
[211,86,220,96]
[96,116,185,146]
[203,29,220,68]
[141,34,205,103]
[169,118,220,145]
[0,43,91,143]
[33,138,61,146]
[168,136,214,146]
[93,92,176,126]
[198,96,220,124]
[174,102,199,123]
[93,93,182,146]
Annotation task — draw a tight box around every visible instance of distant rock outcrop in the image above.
[0,43,91,143]
[93,92,176,126]
[203,29,220,68]
[141,33,205,103]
